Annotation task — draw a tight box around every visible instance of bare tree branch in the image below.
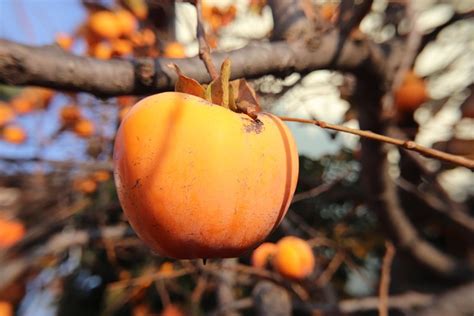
[0,35,385,97]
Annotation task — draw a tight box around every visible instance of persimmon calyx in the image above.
[170,59,261,120]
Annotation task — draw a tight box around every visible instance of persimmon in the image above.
[11,97,34,114]
[251,242,277,269]
[394,71,428,112]
[2,125,27,144]
[163,42,186,58]
[0,301,12,316]
[273,236,315,279]
[92,42,113,60]
[74,178,97,194]
[74,119,95,138]
[117,96,135,107]
[320,3,338,22]
[111,39,133,56]
[55,32,74,50]
[159,262,174,275]
[88,11,121,39]
[115,9,137,37]
[60,104,82,125]
[0,103,15,126]
[0,218,25,248]
[161,305,185,316]
[93,170,110,182]
[114,84,298,259]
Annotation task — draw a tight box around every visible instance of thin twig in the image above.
[378,241,396,316]
[195,0,218,80]
[279,116,474,169]
[315,251,345,287]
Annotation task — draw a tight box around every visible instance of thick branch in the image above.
[356,75,472,280]
[0,36,384,97]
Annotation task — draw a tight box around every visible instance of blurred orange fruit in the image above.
[0,301,13,316]
[112,39,133,56]
[2,125,27,144]
[115,10,137,37]
[88,11,121,39]
[74,119,95,138]
[117,95,135,107]
[163,42,186,58]
[60,104,82,125]
[161,304,185,316]
[395,71,428,112]
[273,236,315,280]
[0,102,15,126]
[55,32,74,50]
[0,218,25,248]
[251,242,277,269]
[93,170,110,182]
[93,42,113,60]
[11,97,34,114]
[159,262,174,275]
[74,178,97,194]
[320,3,338,22]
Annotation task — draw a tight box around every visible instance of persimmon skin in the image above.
[273,236,315,280]
[252,242,278,269]
[114,92,299,259]
[395,71,428,112]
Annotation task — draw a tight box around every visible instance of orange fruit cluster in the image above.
[252,236,315,280]
[59,104,96,138]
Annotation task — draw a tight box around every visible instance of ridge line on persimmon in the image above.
[278,116,474,170]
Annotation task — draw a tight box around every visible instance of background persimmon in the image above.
[163,42,186,58]
[0,218,25,248]
[251,242,277,269]
[60,104,81,125]
[2,125,27,144]
[115,10,137,37]
[114,92,299,259]
[273,236,315,279]
[0,103,15,126]
[395,71,428,112]
[73,177,97,194]
[74,119,95,138]
[88,11,121,40]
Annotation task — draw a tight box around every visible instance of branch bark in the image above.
[0,35,384,97]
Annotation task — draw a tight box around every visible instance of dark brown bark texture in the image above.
[0,34,384,97]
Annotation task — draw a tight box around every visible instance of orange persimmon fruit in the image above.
[394,71,428,112]
[115,9,137,37]
[161,304,185,316]
[88,11,121,39]
[74,178,97,194]
[251,242,277,269]
[163,42,186,58]
[114,91,298,259]
[0,102,15,126]
[93,170,110,182]
[2,125,27,144]
[0,218,25,248]
[92,42,113,60]
[60,104,82,125]
[74,119,95,138]
[11,97,34,114]
[111,39,133,56]
[273,236,315,279]
[55,32,74,50]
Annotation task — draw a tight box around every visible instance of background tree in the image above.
[0,0,473,315]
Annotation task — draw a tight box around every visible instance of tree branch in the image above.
[279,116,474,170]
[0,35,385,97]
